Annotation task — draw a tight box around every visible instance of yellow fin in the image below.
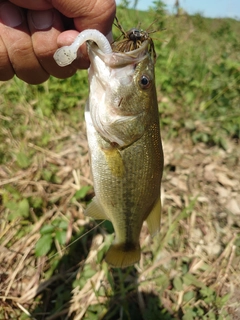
[105,243,141,268]
[85,197,108,220]
[146,197,161,236]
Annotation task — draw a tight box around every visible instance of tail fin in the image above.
[105,243,141,268]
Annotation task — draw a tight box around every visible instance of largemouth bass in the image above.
[53,26,164,268]
[85,32,164,268]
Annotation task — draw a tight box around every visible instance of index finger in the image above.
[52,0,116,34]
[7,0,52,10]
[9,0,116,34]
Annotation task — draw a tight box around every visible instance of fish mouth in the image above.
[87,40,149,67]
[86,39,152,148]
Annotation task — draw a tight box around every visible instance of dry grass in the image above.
[0,97,239,319]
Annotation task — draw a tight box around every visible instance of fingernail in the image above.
[0,3,23,27]
[31,10,53,30]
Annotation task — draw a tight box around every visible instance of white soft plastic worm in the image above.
[53,29,112,67]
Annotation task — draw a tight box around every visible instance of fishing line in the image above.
[1,220,106,295]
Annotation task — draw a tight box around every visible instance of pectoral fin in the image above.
[146,198,161,236]
[102,148,124,177]
[85,197,108,220]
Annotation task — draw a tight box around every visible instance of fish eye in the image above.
[139,75,151,89]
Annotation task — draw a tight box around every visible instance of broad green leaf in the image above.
[5,200,18,211]
[182,309,194,320]
[3,185,21,201]
[42,169,52,182]
[183,273,205,288]
[30,196,43,209]
[6,198,29,219]
[216,293,231,308]
[97,247,105,263]
[183,291,195,302]
[55,230,66,245]
[173,276,183,291]
[74,186,92,200]
[58,220,68,229]
[35,234,53,257]
[40,224,55,234]
[200,286,215,298]
[16,152,31,169]
[18,198,29,217]
[83,268,95,279]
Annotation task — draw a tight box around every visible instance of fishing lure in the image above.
[112,16,157,62]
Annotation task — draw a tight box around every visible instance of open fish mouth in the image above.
[87,39,150,68]
[53,28,157,148]
[83,25,158,149]
[86,37,155,148]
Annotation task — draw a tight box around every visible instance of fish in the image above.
[84,28,164,268]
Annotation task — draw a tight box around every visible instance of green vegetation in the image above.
[0,4,239,320]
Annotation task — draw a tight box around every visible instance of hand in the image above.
[0,0,116,84]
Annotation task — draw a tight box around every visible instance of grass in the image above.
[0,4,240,320]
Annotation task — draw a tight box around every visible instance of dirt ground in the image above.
[0,126,239,318]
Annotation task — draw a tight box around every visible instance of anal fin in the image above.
[85,196,108,220]
[146,197,161,236]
